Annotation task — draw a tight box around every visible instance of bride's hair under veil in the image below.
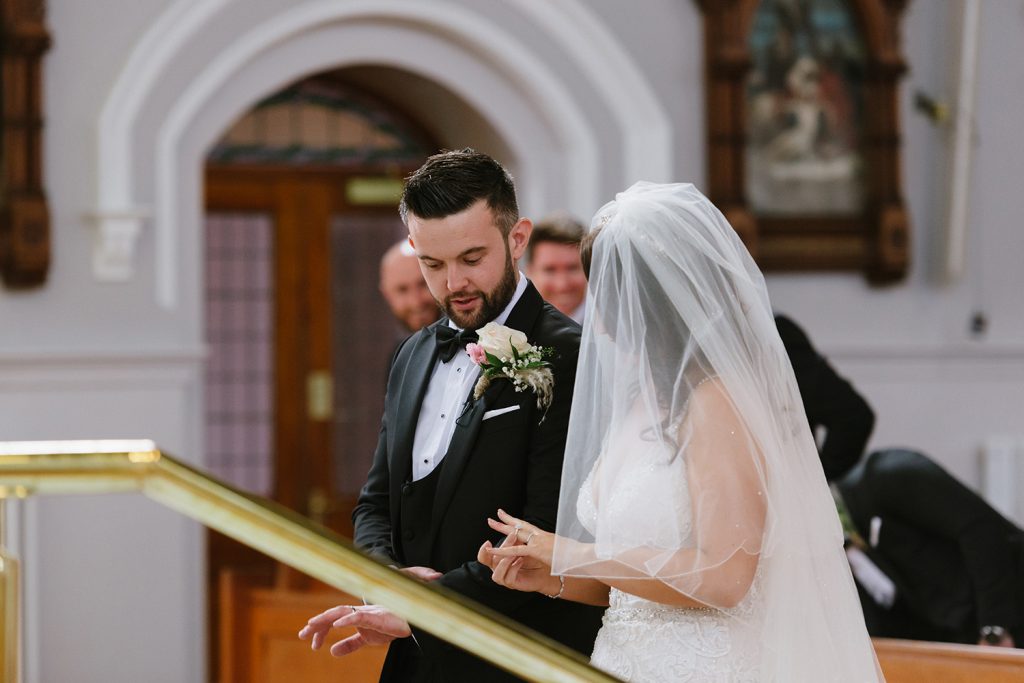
[556,182,882,681]
[583,231,709,450]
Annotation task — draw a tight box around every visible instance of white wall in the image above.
[0,1,1022,680]
[0,355,204,683]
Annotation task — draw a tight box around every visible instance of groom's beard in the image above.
[442,248,517,331]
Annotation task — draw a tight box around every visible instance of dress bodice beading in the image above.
[575,419,763,682]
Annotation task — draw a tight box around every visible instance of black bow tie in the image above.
[434,325,477,362]
[434,326,478,363]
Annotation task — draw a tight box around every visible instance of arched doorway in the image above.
[203,72,447,681]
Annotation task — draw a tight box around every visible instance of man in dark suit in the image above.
[776,315,1023,647]
[775,314,875,481]
[836,448,1024,648]
[299,149,603,681]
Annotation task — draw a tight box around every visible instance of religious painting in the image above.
[697,0,912,283]
[746,0,866,216]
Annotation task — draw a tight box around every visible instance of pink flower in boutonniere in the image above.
[466,342,487,365]
[465,323,556,417]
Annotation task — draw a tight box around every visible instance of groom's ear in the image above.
[508,218,532,262]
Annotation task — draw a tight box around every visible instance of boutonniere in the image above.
[466,322,555,414]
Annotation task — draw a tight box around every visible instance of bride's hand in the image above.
[477,534,560,596]
[475,510,561,596]
[490,549,561,596]
[476,521,519,571]
[485,509,556,567]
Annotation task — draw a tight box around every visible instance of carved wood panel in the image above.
[0,0,50,287]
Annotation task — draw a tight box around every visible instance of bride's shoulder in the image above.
[685,376,745,428]
[690,375,728,402]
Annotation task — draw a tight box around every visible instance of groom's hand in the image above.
[298,604,411,656]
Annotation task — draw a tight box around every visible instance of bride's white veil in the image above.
[553,182,881,681]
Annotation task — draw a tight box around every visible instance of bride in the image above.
[480,182,882,681]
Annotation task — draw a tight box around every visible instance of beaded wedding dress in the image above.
[577,407,764,683]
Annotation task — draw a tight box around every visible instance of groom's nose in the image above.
[446,264,470,293]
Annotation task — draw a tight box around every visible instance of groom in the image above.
[301,150,603,681]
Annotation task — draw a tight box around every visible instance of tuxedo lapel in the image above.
[502,280,544,340]
[388,322,442,519]
[429,280,545,535]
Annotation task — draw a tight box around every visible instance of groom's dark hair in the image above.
[400,148,519,237]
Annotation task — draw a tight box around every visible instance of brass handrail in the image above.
[0,440,618,683]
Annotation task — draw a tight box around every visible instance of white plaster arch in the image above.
[158,2,598,308]
[509,1,673,185]
[96,0,232,216]
[93,0,673,307]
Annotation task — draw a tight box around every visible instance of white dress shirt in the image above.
[411,273,529,481]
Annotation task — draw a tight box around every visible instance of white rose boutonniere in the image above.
[476,322,531,359]
[466,322,556,416]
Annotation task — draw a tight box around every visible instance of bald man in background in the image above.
[379,240,441,333]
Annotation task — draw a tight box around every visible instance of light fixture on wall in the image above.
[912,91,949,124]
[942,0,982,284]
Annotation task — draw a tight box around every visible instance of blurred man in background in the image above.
[379,240,440,333]
[525,213,587,324]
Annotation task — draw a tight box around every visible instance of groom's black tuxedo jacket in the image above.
[838,449,1024,644]
[353,281,603,682]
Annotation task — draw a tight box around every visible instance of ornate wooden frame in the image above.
[0,0,50,287]
[696,0,910,283]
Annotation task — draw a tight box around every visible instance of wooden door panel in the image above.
[205,169,405,679]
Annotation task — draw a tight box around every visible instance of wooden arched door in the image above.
[202,76,436,681]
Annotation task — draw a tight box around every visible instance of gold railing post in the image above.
[0,497,20,683]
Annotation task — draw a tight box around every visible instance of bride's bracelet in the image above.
[545,575,565,600]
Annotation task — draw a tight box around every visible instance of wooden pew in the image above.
[218,570,1024,683]
[874,638,1024,683]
